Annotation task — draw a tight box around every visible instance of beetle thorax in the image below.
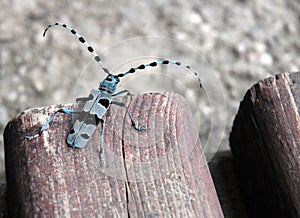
[99,74,120,94]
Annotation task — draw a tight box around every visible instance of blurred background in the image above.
[1,0,299,215]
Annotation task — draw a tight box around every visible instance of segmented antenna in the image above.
[116,60,202,88]
[43,22,110,75]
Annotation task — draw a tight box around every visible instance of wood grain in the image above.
[4,93,223,217]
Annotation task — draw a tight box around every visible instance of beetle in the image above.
[26,23,202,164]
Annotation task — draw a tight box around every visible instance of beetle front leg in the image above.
[25,108,75,140]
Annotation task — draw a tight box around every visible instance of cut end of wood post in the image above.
[4,92,223,217]
[230,72,300,217]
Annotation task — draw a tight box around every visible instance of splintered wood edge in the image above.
[4,92,223,217]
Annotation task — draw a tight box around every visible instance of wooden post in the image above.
[4,93,223,217]
[230,72,300,217]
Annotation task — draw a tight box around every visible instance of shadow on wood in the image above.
[4,93,223,217]
[230,72,300,218]
[209,151,249,218]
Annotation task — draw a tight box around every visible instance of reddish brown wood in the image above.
[4,93,223,217]
[230,72,300,217]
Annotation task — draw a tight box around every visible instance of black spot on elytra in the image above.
[77,112,101,126]
[87,93,94,101]
[86,114,101,126]
[77,112,87,122]
[70,128,75,134]
[81,133,89,139]
[99,99,110,108]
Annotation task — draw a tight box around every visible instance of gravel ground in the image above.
[1,0,300,215]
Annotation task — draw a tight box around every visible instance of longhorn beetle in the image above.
[26,22,202,164]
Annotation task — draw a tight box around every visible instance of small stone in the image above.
[259,53,273,66]
[33,80,45,93]
[253,42,267,52]
[189,12,202,24]
[7,91,18,102]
